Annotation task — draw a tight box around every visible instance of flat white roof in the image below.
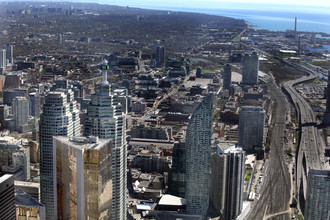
[136,203,153,210]
[15,181,40,188]
[158,194,186,206]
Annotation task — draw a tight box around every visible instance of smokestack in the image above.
[298,33,301,56]
[295,17,297,39]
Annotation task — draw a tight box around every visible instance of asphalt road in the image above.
[247,77,291,220]
[282,69,328,212]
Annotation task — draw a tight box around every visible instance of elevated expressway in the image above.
[247,60,328,219]
[282,65,328,212]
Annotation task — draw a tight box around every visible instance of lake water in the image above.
[307,45,330,53]
[91,1,330,34]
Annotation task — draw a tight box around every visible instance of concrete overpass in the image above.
[282,65,328,213]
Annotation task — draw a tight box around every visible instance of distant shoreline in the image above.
[94,2,330,34]
[2,1,330,35]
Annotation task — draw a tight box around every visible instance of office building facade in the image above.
[238,106,265,153]
[305,169,330,220]
[0,174,16,220]
[209,152,227,216]
[0,49,6,68]
[29,92,41,118]
[170,140,186,198]
[39,90,80,220]
[84,60,127,220]
[0,105,10,127]
[224,146,245,220]
[186,94,213,218]
[54,136,112,220]
[3,88,29,106]
[5,45,14,65]
[223,63,232,90]
[12,96,30,131]
[242,52,259,85]
[209,146,245,219]
[156,45,165,67]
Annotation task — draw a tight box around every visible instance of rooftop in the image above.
[54,136,110,150]
[158,194,186,206]
[15,189,44,208]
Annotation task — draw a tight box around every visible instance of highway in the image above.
[246,51,329,218]
[247,76,291,220]
[282,66,328,212]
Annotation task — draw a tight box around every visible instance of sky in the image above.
[195,0,330,7]
[90,0,330,8]
[10,0,330,7]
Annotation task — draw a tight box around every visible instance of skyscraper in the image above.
[0,105,10,128]
[170,140,186,198]
[305,169,330,220]
[84,60,127,220]
[29,92,41,118]
[39,90,80,220]
[5,45,14,65]
[242,52,259,85]
[156,45,165,67]
[186,93,213,218]
[238,106,265,153]
[12,96,29,131]
[223,63,232,90]
[209,151,227,216]
[54,136,112,220]
[209,146,245,219]
[224,146,245,220]
[0,174,16,220]
[58,34,63,44]
[0,49,6,68]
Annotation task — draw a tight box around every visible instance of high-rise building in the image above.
[57,34,63,44]
[84,60,127,220]
[170,140,186,198]
[238,106,265,153]
[156,45,165,67]
[54,136,112,220]
[5,45,14,65]
[29,92,41,118]
[3,88,29,106]
[224,146,245,220]
[209,146,245,219]
[0,143,30,181]
[209,151,227,216]
[12,96,29,131]
[323,70,330,125]
[0,174,16,220]
[0,105,10,127]
[223,63,232,90]
[186,94,213,218]
[0,49,6,68]
[39,90,80,220]
[242,52,259,85]
[305,169,330,220]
